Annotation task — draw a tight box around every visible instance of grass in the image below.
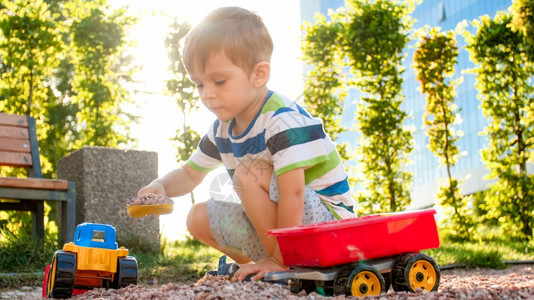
[1,226,533,289]
[425,230,534,269]
[0,228,59,273]
[134,237,221,285]
[0,227,59,289]
[0,228,221,289]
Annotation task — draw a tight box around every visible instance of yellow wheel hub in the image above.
[47,259,57,296]
[409,259,437,291]
[350,270,381,297]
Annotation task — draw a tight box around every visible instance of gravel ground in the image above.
[2,264,533,299]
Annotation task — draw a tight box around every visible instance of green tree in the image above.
[510,0,534,60]
[413,27,473,239]
[0,0,63,175]
[164,20,200,204]
[463,12,534,240]
[301,13,350,161]
[510,0,534,136]
[0,0,61,115]
[0,0,137,236]
[343,0,415,213]
[69,5,135,148]
[0,0,136,176]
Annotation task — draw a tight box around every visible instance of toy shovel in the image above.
[126,194,174,217]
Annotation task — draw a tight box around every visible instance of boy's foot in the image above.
[206,256,263,282]
[217,255,240,277]
[205,255,239,277]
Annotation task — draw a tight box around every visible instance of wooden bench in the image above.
[0,113,76,243]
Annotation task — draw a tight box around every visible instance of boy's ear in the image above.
[252,61,270,88]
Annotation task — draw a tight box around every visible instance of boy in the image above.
[137,6,355,281]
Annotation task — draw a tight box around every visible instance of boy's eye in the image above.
[215,80,226,85]
[196,83,204,89]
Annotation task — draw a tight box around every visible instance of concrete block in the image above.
[57,146,159,251]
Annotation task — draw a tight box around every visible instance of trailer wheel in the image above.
[392,253,440,292]
[112,256,138,289]
[289,279,316,294]
[46,250,76,299]
[333,264,384,297]
[383,272,391,292]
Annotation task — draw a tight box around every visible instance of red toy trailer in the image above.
[264,209,441,297]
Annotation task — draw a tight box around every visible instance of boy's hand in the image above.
[137,181,166,197]
[232,256,288,282]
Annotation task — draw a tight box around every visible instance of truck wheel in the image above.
[112,256,138,289]
[391,253,440,292]
[46,250,76,299]
[383,272,391,292]
[333,264,385,297]
[289,279,316,294]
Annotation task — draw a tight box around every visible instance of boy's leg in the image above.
[186,202,251,264]
[193,160,336,265]
[232,160,277,257]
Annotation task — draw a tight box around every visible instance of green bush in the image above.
[0,227,57,273]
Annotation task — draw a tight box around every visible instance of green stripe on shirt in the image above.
[274,148,340,184]
[324,201,343,220]
[261,93,285,114]
[187,159,218,173]
[303,149,341,184]
[275,154,329,177]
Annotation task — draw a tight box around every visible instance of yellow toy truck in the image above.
[43,223,138,299]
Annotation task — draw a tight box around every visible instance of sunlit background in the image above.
[107,0,303,240]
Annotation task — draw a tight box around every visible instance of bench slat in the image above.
[0,151,33,167]
[0,177,68,190]
[0,125,30,139]
[0,200,40,211]
[0,188,69,201]
[0,138,32,152]
[0,113,28,127]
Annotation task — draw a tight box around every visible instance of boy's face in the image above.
[189,51,263,123]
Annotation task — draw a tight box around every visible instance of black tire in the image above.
[47,250,76,299]
[391,253,440,292]
[289,279,316,294]
[333,264,355,296]
[333,264,385,297]
[112,256,138,289]
[383,272,391,292]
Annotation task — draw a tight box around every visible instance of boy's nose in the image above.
[202,86,215,100]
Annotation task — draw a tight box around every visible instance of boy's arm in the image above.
[276,167,306,229]
[138,164,207,197]
[274,167,306,262]
[234,167,305,282]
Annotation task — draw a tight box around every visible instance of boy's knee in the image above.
[186,202,209,238]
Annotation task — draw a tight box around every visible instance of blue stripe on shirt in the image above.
[198,135,221,161]
[316,177,351,197]
[215,130,267,157]
[273,107,294,117]
[272,105,311,119]
[297,104,311,118]
[267,124,326,155]
[333,201,354,213]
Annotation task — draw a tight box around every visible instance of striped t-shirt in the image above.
[187,91,355,219]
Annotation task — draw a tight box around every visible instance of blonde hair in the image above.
[183,7,273,75]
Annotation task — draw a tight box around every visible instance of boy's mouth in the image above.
[210,106,224,112]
